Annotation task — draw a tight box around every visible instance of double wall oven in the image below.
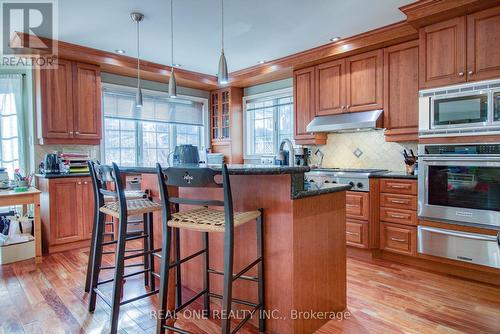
[417,143,500,268]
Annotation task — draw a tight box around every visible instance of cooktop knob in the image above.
[349,181,355,188]
[357,182,364,189]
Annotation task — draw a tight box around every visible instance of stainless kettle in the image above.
[168,145,200,166]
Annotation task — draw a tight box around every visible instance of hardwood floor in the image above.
[1,245,500,334]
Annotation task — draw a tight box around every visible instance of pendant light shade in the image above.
[217,0,229,85]
[136,88,143,107]
[169,0,178,98]
[169,68,177,98]
[131,12,144,109]
[218,50,228,85]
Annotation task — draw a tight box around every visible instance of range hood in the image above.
[306,109,383,133]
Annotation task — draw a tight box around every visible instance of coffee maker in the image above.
[294,148,309,166]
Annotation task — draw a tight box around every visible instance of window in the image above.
[102,84,207,167]
[0,74,25,176]
[244,88,293,158]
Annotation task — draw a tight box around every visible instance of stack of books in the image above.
[59,152,90,174]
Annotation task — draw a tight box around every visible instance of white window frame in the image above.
[100,83,209,166]
[243,87,293,160]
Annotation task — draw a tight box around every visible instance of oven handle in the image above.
[420,226,498,242]
[420,156,500,162]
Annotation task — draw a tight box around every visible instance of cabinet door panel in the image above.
[383,41,419,140]
[73,62,102,140]
[81,178,94,240]
[346,191,369,221]
[345,50,383,112]
[346,218,369,249]
[419,17,466,88]
[467,7,500,81]
[315,59,345,115]
[294,67,315,139]
[50,179,82,245]
[380,222,416,256]
[41,59,74,139]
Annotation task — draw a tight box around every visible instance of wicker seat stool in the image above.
[84,182,150,294]
[156,163,265,334]
[86,162,162,334]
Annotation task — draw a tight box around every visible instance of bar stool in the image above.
[84,162,150,294]
[155,163,265,334]
[87,162,162,334]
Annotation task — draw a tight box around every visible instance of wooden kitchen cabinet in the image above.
[38,176,94,253]
[210,87,243,163]
[346,218,369,249]
[467,6,500,81]
[420,7,500,88]
[380,222,417,256]
[383,40,419,142]
[345,49,383,112]
[346,191,369,221]
[315,59,346,116]
[294,67,327,145]
[37,59,102,145]
[419,17,467,88]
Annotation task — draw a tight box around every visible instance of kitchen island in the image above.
[124,164,349,334]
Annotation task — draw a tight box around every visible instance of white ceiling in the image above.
[55,0,414,75]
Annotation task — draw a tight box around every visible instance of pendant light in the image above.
[217,0,229,85]
[131,12,144,108]
[168,0,177,98]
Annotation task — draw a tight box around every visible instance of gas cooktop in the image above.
[305,168,388,192]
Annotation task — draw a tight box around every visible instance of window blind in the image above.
[102,86,204,126]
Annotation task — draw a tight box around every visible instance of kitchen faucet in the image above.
[276,139,295,167]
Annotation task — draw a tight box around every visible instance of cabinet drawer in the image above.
[346,218,369,249]
[380,193,417,210]
[346,191,369,220]
[380,222,416,256]
[380,207,417,226]
[380,179,417,195]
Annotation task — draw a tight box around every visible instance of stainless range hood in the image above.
[306,109,383,133]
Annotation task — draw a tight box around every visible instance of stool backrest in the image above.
[156,163,234,231]
[90,161,128,216]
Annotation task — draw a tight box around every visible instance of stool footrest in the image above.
[208,292,259,308]
[123,248,161,260]
[232,257,261,282]
[97,268,153,286]
[120,289,159,306]
[231,303,262,334]
[207,268,258,282]
[99,262,144,270]
[175,289,208,314]
[169,249,206,268]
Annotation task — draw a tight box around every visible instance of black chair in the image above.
[156,163,265,334]
[84,161,149,294]
[87,162,162,333]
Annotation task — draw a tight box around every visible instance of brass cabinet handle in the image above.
[458,72,464,76]
[77,182,82,185]
[69,131,74,135]
[390,199,407,204]
[390,213,407,219]
[84,181,88,185]
[468,70,474,75]
[75,131,80,135]
[346,232,359,236]
[390,184,407,189]
[390,237,407,243]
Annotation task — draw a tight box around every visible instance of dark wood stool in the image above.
[87,162,162,333]
[84,161,150,293]
[156,163,265,334]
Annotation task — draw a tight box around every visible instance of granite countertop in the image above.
[35,173,90,179]
[292,183,352,199]
[120,164,311,175]
[369,171,418,180]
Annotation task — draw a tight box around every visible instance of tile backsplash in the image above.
[308,130,417,172]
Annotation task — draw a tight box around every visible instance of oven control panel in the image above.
[421,144,500,155]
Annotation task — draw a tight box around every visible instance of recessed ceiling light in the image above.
[173,63,182,67]
[257,60,266,64]
[115,49,126,54]
[329,37,341,42]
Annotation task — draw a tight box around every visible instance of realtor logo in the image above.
[0,0,58,68]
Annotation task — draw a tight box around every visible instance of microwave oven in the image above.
[419,79,500,138]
